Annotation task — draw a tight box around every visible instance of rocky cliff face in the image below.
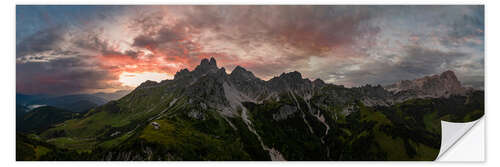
[384,70,468,99]
[229,66,268,100]
[139,58,472,110]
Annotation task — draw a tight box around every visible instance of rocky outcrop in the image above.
[187,109,206,120]
[385,70,467,98]
[272,105,298,121]
[231,66,257,81]
[229,66,268,99]
[267,71,316,98]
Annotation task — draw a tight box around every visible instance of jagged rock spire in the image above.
[197,57,218,70]
[200,58,210,66]
[175,57,222,80]
[209,57,217,67]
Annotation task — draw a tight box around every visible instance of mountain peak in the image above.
[209,57,217,67]
[195,57,218,71]
[231,66,249,75]
[313,78,326,87]
[233,65,246,72]
[440,70,458,80]
[230,65,257,81]
[385,70,466,97]
[279,71,302,79]
[200,58,210,66]
[199,57,218,67]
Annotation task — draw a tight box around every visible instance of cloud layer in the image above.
[16,5,484,95]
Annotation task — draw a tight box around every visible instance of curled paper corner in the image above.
[436,117,484,161]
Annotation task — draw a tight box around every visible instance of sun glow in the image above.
[119,72,172,87]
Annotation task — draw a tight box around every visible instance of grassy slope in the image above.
[38,84,180,150]
[26,84,483,160]
[18,106,78,133]
[103,104,269,160]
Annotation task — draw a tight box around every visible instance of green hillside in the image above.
[18,106,80,133]
[17,89,483,161]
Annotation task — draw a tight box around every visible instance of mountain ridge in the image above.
[136,57,472,108]
[19,57,484,161]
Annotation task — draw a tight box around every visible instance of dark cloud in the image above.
[16,25,132,95]
[73,31,144,62]
[399,46,467,75]
[332,45,469,86]
[132,25,195,55]
[441,6,484,47]
[131,12,194,46]
[16,50,80,63]
[16,26,66,58]
[183,6,378,55]
[16,57,121,95]
[128,10,165,35]
[73,31,112,53]
[132,35,156,49]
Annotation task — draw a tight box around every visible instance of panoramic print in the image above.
[16,5,484,161]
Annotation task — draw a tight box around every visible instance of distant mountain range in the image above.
[92,90,132,101]
[16,90,131,113]
[16,58,483,161]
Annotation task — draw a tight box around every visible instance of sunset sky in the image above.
[16,5,484,95]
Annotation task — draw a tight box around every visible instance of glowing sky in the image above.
[16,5,484,95]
